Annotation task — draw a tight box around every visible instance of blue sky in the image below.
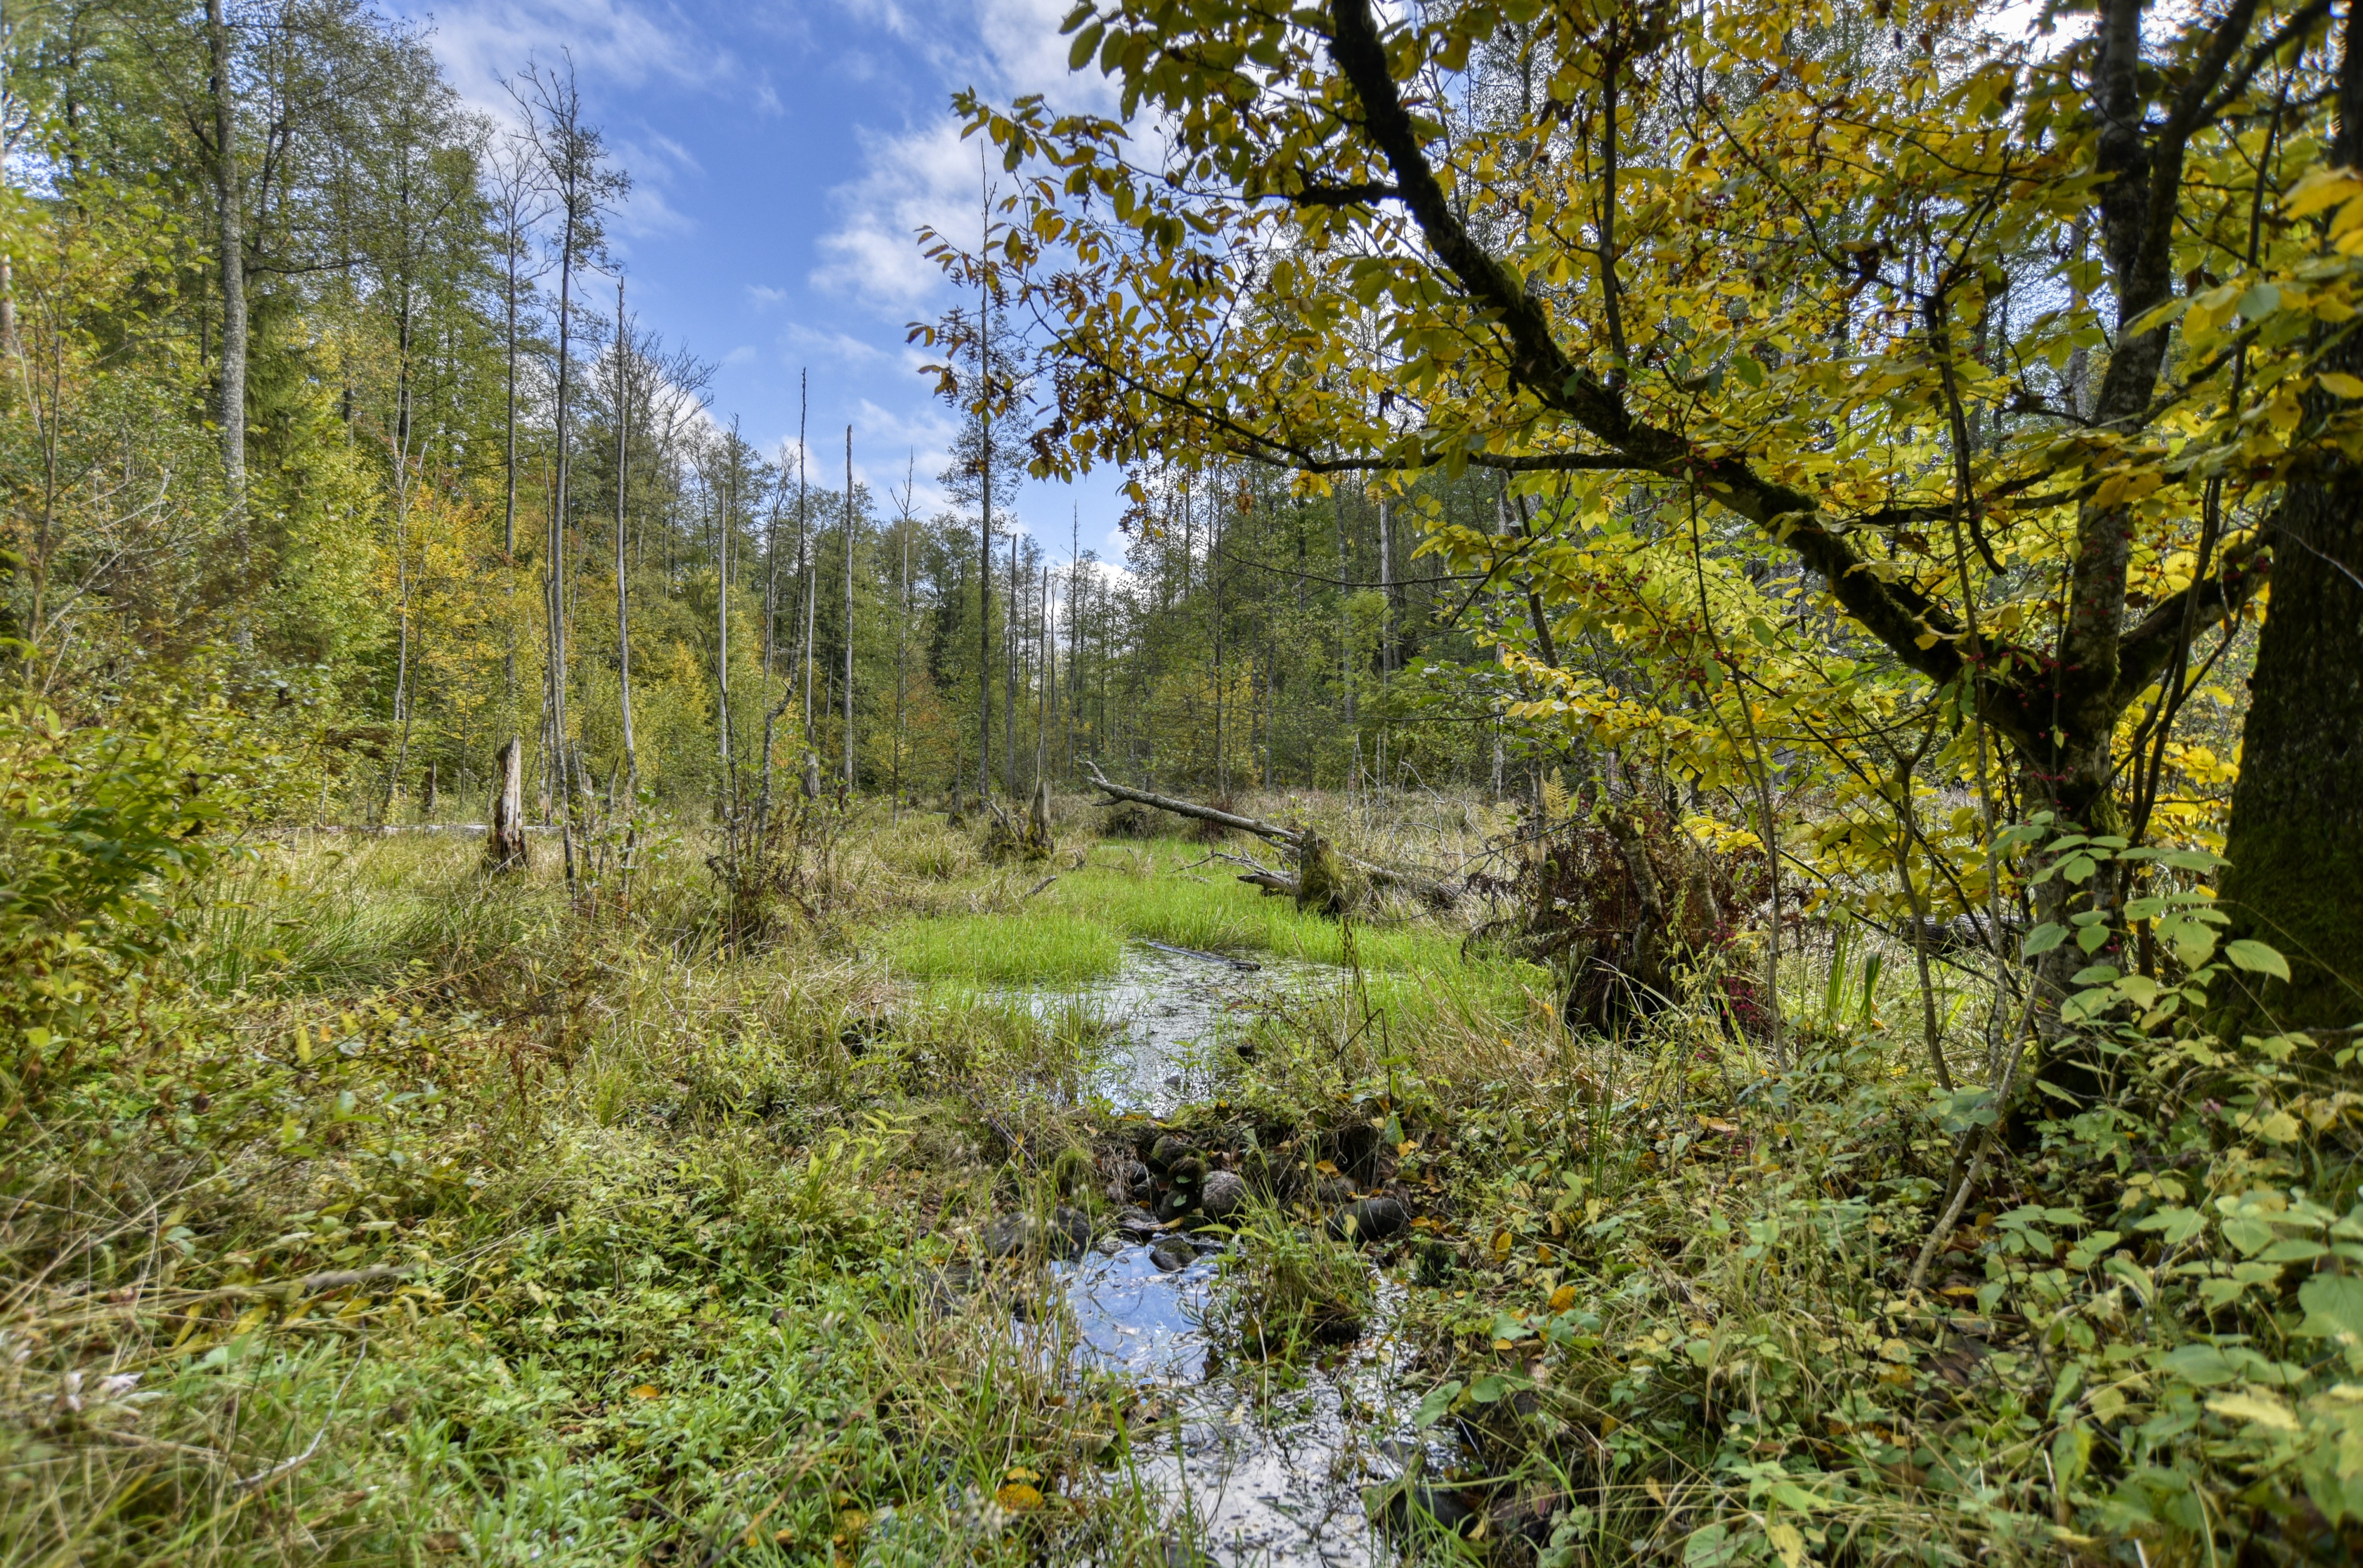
[395,0,1130,557]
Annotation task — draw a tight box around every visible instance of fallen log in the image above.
[1082,762,1457,908]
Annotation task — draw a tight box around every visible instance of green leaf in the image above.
[2134,1206,2206,1244]
[2052,1420,2092,1487]
[2294,1276,2363,1341]
[2157,1344,2238,1387]
[2223,939,2290,981]
[2221,1218,2275,1257]
[2022,922,2066,956]
[1413,1380,1464,1427]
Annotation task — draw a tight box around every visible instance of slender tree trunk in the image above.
[718,431,739,815]
[795,373,812,794]
[895,510,908,819]
[550,205,578,892]
[844,425,856,791]
[1006,530,1019,796]
[978,163,995,802]
[1212,477,1225,795]
[614,274,637,800]
[207,0,245,501]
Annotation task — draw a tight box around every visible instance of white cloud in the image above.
[809,0,1117,319]
[411,0,732,112]
[811,117,985,315]
[782,323,888,364]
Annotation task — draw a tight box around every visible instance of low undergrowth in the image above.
[3,784,2356,1568]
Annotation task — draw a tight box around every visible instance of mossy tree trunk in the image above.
[2214,10,2363,1042]
[2214,465,2363,1035]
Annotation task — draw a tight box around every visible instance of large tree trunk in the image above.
[2214,7,2363,1042]
[2215,470,2363,1037]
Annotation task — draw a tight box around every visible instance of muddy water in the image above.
[1012,943,1443,1566]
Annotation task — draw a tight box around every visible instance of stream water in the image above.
[1007,943,1443,1566]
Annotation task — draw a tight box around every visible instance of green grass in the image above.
[875,910,1124,983]
[1043,839,1475,972]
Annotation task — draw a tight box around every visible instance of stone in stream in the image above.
[1048,1205,1092,1258]
[1115,1160,1154,1202]
[1092,1231,1127,1258]
[1147,1134,1195,1174]
[1115,1206,1163,1240]
[1327,1197,1409,1245]
[981,1206,1093,1262]
[1149,1235,1200,1273]
[1156,1189,1195,1224]
[1368,1478,1478,1534]
[1197,1169,1248,1221]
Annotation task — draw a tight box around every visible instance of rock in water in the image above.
[1149,1236,1199,1273]
[1048,1205,1092,1261]
[982,1213,1035,1259]
[1198,1169,1248,1221]
[983,1206,1092,1261]
[1116,1206,1163,1239]
[1327,1197,1409,1245]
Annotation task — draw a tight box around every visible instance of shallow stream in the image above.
[1006,942,1442,1566]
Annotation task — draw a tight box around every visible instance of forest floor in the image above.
[4,794,2351,1567]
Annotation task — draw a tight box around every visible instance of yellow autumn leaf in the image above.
[2206,1391,2298,1431]
[2287,166,2363,218]
[994,1483,1045,1511]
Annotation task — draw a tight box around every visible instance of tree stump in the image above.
[484,737,530,873]
[1024,780,1056,858]
[1295,832,1354,915]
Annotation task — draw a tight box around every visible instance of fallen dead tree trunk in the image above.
[1082,763,1457,909]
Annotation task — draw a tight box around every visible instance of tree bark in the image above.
[614,275,637,801]
[844,424,856,791]
[485,738,530,872]
[207,0,245,499]
[2215,1,2363,1040]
